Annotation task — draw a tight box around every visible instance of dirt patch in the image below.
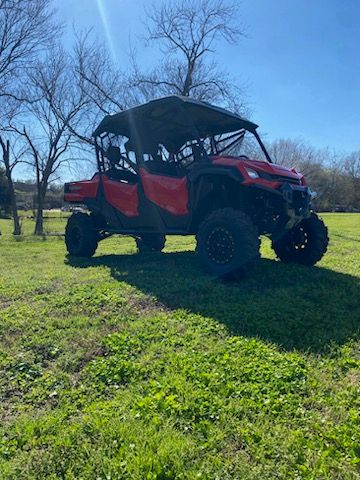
[347,370,360,386]
[75,345,107,372]
[0,300,12,309]
[127,294,170,315]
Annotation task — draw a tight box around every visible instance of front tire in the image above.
[272,213,328,265]
[196,208,260,279]
[136,233,166,253]
[65,212,99,257]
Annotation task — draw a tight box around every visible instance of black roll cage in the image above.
[94,115,273,173]
[95,134,138,174]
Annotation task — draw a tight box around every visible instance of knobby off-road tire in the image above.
[196,208,260,280]
[65,212,99,257]
[272,212,329,266]
[136,233,166,253]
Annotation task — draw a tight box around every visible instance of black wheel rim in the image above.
[206,227,235,265]
[291,226,308,250]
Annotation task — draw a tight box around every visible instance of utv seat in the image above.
[105,168,138,183]
[144,160,186,177]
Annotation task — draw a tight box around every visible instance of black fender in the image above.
[188,164,244,184]
[187,165,245,230]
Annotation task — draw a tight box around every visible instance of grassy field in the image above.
[0,213,359,479]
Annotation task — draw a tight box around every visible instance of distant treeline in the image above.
[265,139,360,212]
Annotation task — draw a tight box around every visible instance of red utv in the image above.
[64,96,328,279]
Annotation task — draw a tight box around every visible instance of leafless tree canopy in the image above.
[0,0,60,100]
[146,0,242,49]
[344,151,360,180]
[129,0,247,112]
[74,32,126,114]
[69,31,129,144]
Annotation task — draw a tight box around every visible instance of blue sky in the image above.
[55,0,360,152]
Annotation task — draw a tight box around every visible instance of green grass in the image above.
[0,213,359,479]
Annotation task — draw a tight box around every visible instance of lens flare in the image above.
[95,0,117,62]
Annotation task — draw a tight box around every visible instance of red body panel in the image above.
[212,156,305,188]
[140,168,189,215]
[64,174,100,203]
[64,156,304,224]
[102,176,139,217]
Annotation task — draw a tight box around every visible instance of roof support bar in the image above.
[253,130,273,163]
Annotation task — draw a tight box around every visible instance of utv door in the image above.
[139,166,190,229]
[102,175,139,217]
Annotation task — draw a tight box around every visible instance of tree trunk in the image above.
[181,58,195,97]
[34,184,46,235]
[7,174,21,235]
[1,139,21,235]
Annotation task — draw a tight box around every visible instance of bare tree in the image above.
[0,136,23,234]
[266,138,328,208]
[0,97,23,233]
[344,152,360,178]
[9,44,89,235]
[323,152,345,211]
[267,138,322,172]
[129,0,247,111]
[344,151,360,207]
[0,0,60,100]
[0,0,60,234]
[344,151,360,206]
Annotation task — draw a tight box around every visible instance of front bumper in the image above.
[280,183,312,229]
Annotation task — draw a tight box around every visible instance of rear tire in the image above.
[136,233,166,253]
[272,212,328,265]
[196,208,260,280]
[65,212,99,257]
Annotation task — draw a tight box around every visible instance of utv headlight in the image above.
[245,168,260,179]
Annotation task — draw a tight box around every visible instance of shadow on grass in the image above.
[66,252,360,353]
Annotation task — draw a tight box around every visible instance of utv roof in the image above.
[93,95,258,151]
